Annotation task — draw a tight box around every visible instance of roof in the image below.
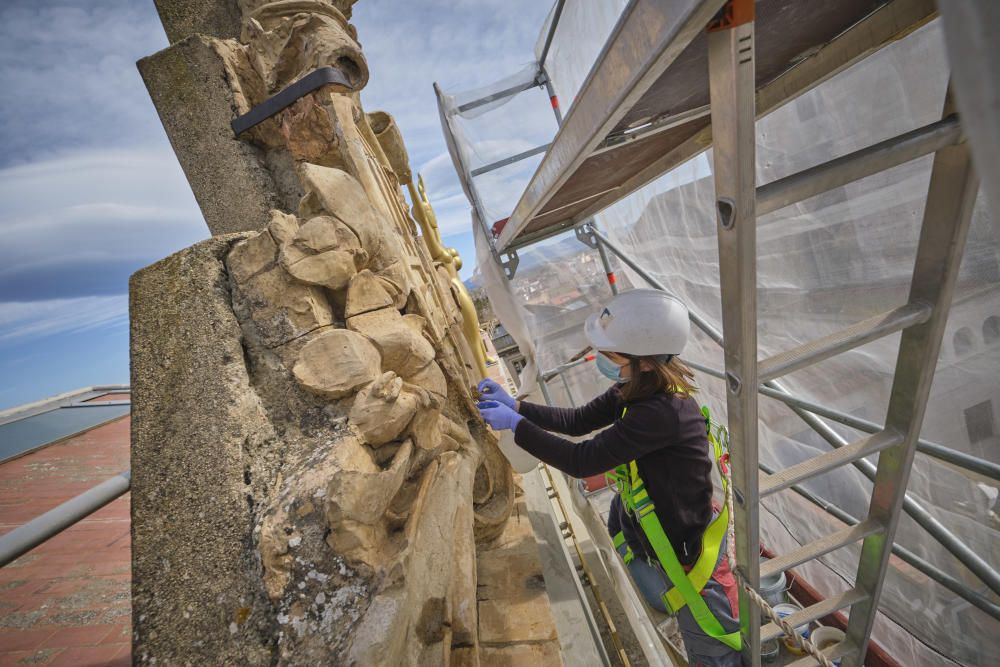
[0,387,131,465]
[0,387,131,665]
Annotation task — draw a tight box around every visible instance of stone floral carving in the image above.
[216,1,514,663]
[133,1,535,664]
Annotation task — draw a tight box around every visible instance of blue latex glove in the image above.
[477,378,515,409]
[478,400,523,432]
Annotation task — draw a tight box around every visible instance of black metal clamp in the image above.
[231,66,353,136]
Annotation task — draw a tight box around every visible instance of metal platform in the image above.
[496,0,938,251]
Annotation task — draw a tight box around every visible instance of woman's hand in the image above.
[477,378,516,410]
[477,400,523,432]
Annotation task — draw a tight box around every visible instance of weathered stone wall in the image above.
[130,1,547,664]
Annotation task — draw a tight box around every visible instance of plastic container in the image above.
[497,430,540,473]
[773,602,808,656]
[760,638,780,663]
[758,557,788,606]
[810,626,846,666]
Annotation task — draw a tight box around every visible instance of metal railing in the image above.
[0,471,131,568]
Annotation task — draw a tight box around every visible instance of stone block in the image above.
[292,329,381,399]
[267,209,299,245]
[345,269,394,317]
[405,359,447,401]
[279,213,365,289]
[230,262,334,348]
[347,308,436,378]
[479,641,562,666]
[450,493,478,646]
[129,234,276,666]
[227,228,277,283]
[152,0,242,44]
[348,372,421,446]
[477,590,558,647]
[298,165,388,264]
[451,646,481,667]
[138,35,282,235]
[475,500,560,648]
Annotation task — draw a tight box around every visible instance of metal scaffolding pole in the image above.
[471,143,551,177]
[758,461,1000,622]
[465,2,995,663]
[590,220,1000,600]
[756,115,962,216]
[707,8,761,660]
[681,358,1000,483]
[537,0,567,74]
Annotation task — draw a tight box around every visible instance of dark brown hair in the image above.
[619,355,697,402]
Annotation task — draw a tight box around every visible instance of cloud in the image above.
[0,295,127,344]
[352,0,558,239]
[0,0,168,168]
[0,0,561,356]
[0,147,206,301]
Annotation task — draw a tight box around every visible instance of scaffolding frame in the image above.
[437,0,1000,664]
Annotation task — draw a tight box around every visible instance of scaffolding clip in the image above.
[574,223,599,249]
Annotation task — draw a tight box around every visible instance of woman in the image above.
[477,289,742,667]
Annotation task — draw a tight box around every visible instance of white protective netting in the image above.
[439,4,1000,665]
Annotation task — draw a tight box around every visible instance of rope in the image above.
[737,575,836,667]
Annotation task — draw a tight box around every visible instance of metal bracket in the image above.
[498,249,520,280]
[574,223,598,249]
[231,66,353,136]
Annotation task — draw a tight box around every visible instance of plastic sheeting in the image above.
[439,7,999,666]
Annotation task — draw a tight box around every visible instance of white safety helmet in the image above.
[584,289,690,356]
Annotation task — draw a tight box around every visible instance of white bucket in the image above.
[810,626,846,666]
[758,558,788,607]
[760,638,780,663]
[774,602,808,656]
[773,602,808,636]
[496,429,540,473]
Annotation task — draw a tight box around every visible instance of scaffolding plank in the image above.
[498,0,728,249]
[498,0,937,250]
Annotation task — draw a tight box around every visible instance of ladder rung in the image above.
[758,302,931,382]
[756,114,962,216]
[760,431,902,497]
[784,639,856,667]
[761,588,868,642]
[760,519,883,579]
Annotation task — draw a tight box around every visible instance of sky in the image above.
[0,0,554,410]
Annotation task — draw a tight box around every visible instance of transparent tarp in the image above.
[440,7,999,666]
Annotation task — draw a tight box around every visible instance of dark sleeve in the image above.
[513,398,678,477]
[516,386,622,436]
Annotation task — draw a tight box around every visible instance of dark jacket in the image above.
[515,385,714,566]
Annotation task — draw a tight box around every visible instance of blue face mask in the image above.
[596,352,629,383]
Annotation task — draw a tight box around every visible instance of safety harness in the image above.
[609,405,742,651]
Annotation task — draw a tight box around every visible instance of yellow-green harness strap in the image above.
[609,405,741,651]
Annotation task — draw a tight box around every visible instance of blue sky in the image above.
[0,0,553,410]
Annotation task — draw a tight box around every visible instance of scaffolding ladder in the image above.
[706,2,979,665]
